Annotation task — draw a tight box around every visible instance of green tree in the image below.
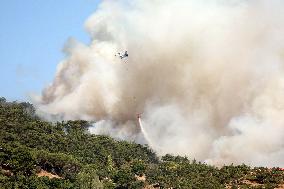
[76,165,103,189]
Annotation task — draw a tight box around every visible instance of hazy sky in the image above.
[0,0,101,101]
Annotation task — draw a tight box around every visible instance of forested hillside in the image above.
[0,97,283,188]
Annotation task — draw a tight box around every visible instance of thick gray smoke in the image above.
[34,0,284,167]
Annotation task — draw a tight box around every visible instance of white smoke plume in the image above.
[34,0,284,167]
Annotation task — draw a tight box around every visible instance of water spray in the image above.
[137,113,155,149]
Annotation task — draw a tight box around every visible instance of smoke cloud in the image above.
[34,0,284,167]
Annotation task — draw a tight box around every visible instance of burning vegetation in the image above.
[1,98,284,188]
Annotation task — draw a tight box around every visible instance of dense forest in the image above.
[0,97,284,189]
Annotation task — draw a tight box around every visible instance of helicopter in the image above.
[115,51,128,59]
